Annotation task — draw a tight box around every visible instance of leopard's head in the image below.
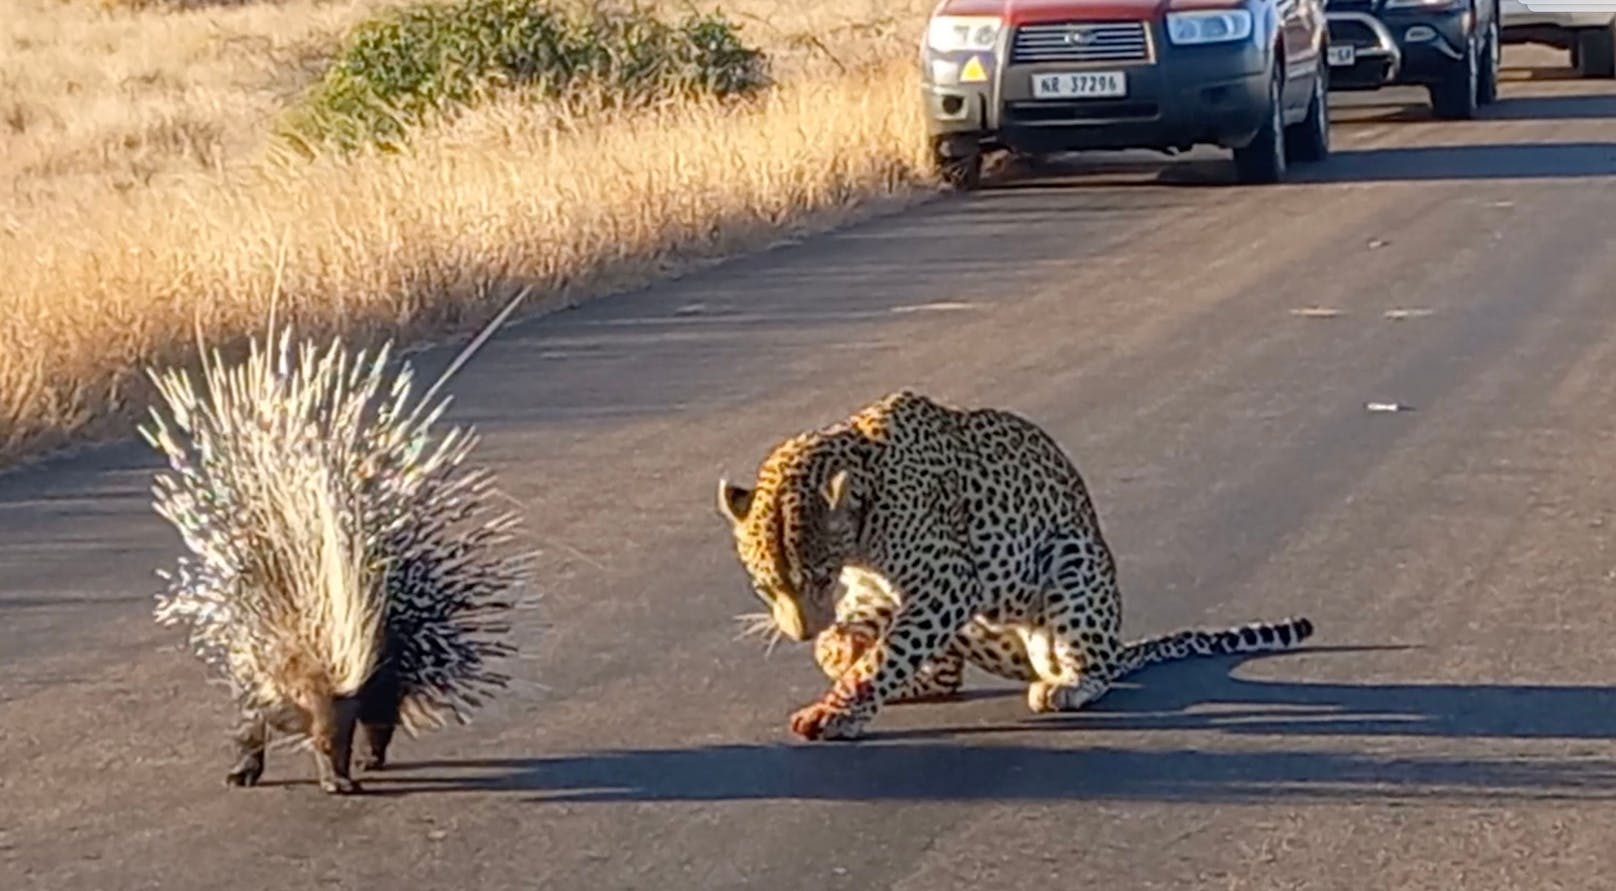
[716,433,866,643]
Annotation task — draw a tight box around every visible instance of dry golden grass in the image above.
[1,0,930,221]
[1,0,398,224]
[0,0,940,467]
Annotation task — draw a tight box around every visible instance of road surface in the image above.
[5,46,1616,890]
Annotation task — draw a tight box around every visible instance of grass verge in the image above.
[0,55,937,469]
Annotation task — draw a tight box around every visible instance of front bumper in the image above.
[923,25,1273,155]
[1325,3,1473,88]
[1501,0,1615,34]
[1500,0,1615,49]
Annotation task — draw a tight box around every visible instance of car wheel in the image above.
[1477,15,1500,103]
[1429,26,1479,119]
[1576,23,1616,77]
[933,140,983,191]
[1233,64,1287,184]
[1285,58,1330,163]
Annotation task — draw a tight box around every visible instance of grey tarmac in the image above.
[3,46,1616,891]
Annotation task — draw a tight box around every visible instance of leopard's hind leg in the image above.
[954,618,1039,684]
[1022,533,1125,714]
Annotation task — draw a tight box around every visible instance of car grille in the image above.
[1325,0,1377,13]
[1328,18,1382,48]
[1003,100,1160,124]
[1010,21,1152,65]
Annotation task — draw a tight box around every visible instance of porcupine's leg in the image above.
[355,665,401,772]
[224,710,268,788]
[310,697,364,795]
[356,710,398,772]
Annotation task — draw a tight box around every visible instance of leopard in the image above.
[715,389,1314,741]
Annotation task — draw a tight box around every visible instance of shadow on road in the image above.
[1340,91,1616,124]
[1483,92,1616,121]
[367,651,1616,805]
[975,86,1616,188]
[370,744,1616,805]
[0,594,147,610]
[1290,142,1616,182]
[978,139,1616,190]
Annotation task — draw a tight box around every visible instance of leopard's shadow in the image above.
[359,646,1616,804]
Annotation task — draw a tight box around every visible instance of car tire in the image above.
[1233,64,1287,185]
[1285,58,1330,163]
[1429,26,1479,119]
[1576,24,1616,77]
[1477,15,1500,104]
[934,141,983,191]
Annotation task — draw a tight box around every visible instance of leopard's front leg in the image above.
[815,620,967,704]
[790,576,976,741]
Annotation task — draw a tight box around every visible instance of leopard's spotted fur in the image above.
[716,390,1314,741]
[813,567,1035,702]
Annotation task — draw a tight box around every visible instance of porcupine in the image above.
[142,326,534,794]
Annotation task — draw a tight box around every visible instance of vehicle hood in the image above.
[932,0,1249,23]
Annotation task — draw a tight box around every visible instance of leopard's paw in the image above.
[1026,679,1103,713]
[1026,681,1060,714]
[788,701,867,742]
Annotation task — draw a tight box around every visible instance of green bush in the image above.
[281,0,770,155]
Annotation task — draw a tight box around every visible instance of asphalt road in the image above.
[5,46,1616,890]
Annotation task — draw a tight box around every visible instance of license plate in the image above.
[1030,71,1127,100]
[1328,45,1356,67]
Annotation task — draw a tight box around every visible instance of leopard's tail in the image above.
[1112,617,1313,678]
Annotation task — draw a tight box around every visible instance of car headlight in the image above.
[1165,9,1255,45]
[926,15,1002,53]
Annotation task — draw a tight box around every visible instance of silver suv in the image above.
[1501,0,1616,76]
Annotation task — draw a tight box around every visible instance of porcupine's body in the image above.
[143,329,532,794]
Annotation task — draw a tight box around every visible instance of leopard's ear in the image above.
[717,478,754,525]
[822,468,853,512]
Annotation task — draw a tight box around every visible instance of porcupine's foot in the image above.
[354,661,402,773]
[312,696,364,795]
[320,776,362,795]
[355,721,395,772]
[224,753,264,787]
[312,747,364,794]
[224,711,267,788]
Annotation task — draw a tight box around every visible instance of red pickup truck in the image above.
[921,0,1333,186]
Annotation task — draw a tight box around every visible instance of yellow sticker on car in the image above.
[960,55,988,83]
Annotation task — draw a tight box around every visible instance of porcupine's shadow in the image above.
[363,646,1616,805]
